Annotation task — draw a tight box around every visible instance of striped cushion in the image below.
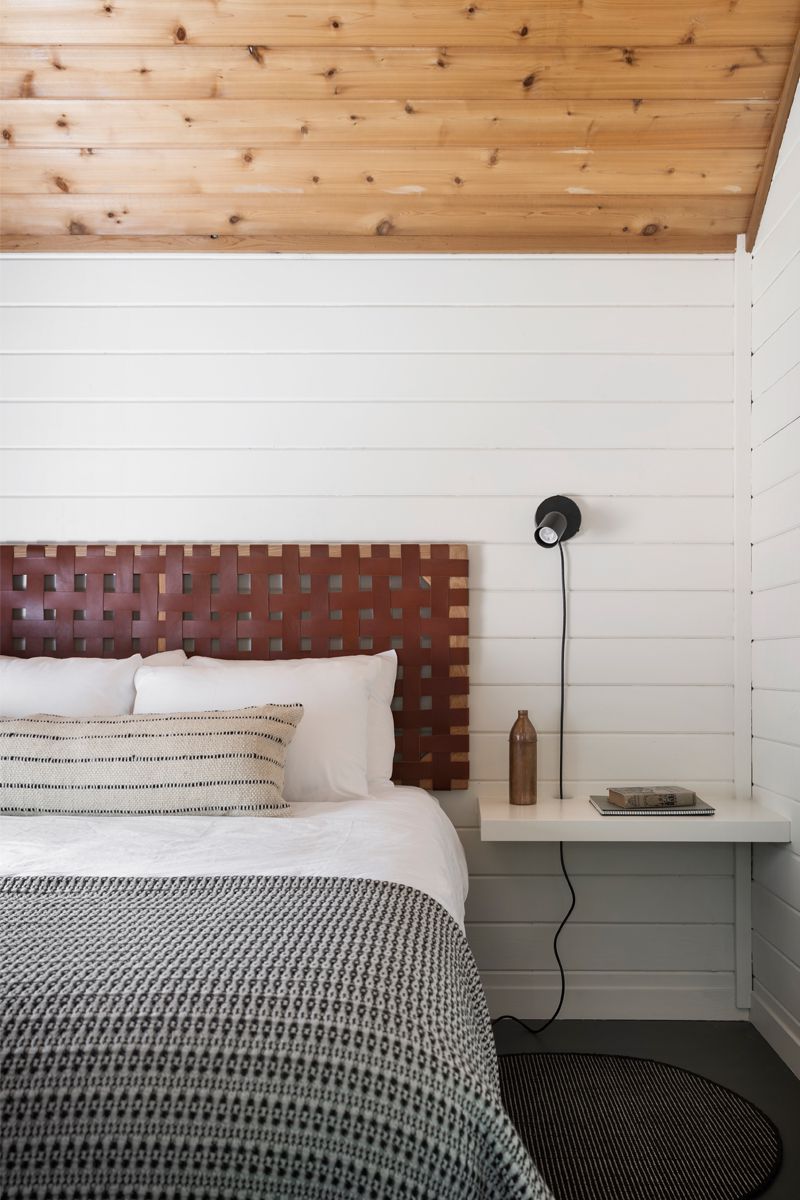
[0,705,303,815]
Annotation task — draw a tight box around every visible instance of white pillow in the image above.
[134,656,376,802]
[363,650,397,785]
[0,649,187,719]
[185,650,398,788]
[146,650,189,667]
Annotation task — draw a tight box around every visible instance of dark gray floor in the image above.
[493,1020,800,1199]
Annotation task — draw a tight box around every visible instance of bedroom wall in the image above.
[750,89,800,1075]
[0,252,740,1019]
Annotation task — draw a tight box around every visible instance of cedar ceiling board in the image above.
[2,0,800,253]
[1,148,765,197]
[0,194,752,239]
[2,234,740,253]
[0,99,778,148]
[1,1,799,45]
[0,45,791,101]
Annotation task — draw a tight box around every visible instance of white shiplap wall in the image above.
[0,253,740,1019]
[751,89,800,1075]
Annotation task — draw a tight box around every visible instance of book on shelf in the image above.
[607,786,697,809]
[591,796,715,817]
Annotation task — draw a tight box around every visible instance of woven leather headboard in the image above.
[0,543,469,791]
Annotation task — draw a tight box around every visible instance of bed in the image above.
[0,544,550,1200]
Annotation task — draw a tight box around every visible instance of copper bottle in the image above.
[509,710,537,805]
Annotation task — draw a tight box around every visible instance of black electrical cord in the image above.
[493,539,576,1037]
[558,539,567,804]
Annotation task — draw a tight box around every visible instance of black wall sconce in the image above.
[534,495,582,548]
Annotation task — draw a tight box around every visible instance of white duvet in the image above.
[0,785,469,927]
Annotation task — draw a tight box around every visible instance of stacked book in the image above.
[590,787,715,816]
[609,786,697,809]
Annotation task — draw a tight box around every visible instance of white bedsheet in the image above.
[0,785,469,927]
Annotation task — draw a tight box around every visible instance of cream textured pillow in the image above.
[0,704,302,816]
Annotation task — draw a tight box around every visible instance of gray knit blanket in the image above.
[0,874,550,1200]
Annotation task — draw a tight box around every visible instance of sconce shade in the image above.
[534,496,582,547]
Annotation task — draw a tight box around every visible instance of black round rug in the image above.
[499,1052,782,1200]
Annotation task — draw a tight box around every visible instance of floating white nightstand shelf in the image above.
[479,795,792,844]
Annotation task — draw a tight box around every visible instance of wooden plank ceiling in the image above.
[2,1,800,253]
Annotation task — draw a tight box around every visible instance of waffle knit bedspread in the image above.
[1,873,550,1200]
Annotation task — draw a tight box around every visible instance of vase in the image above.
[509,709,537,805]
